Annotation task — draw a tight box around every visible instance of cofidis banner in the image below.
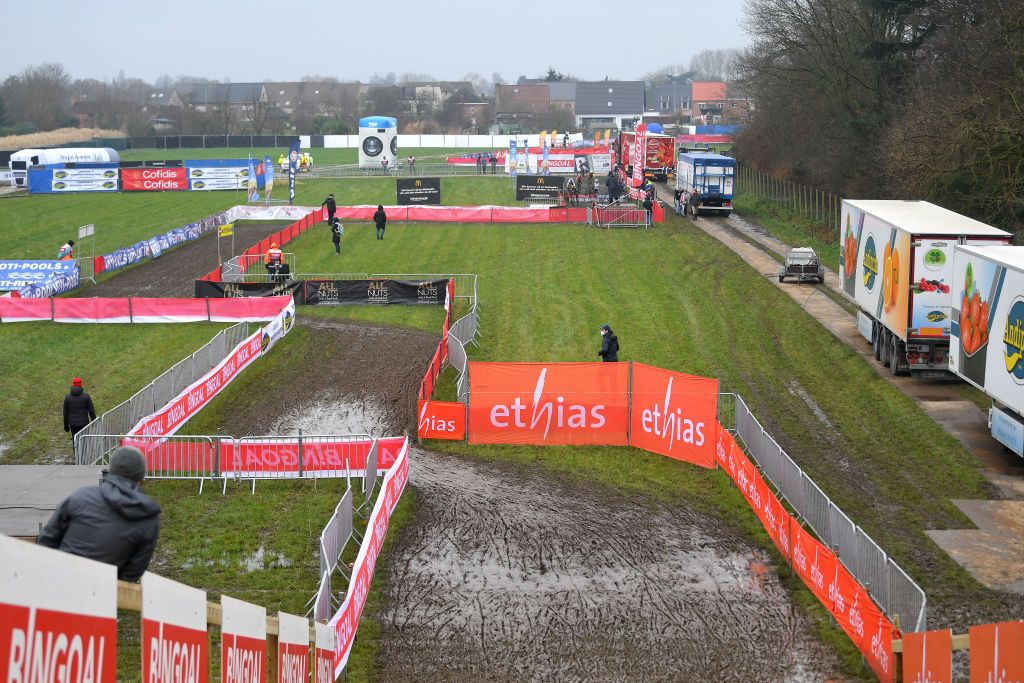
[468,362,629,445]
[629,364,718,468]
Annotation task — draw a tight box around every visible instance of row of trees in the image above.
[736,0,1024,232]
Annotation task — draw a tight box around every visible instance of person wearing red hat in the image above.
[63,377,97,449]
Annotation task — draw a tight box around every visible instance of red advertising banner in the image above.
[141,573,208,683]
[276,613,309,683]
[0,536,118,683]
[418,400,466,440]
[467,362,630,445]
[313,623,335,683]
[903,629,952,683]
[969,621,1024,683]
[127,331,263,438]
[221,596,266,683]
[629,364,717,468]
[122,167,188,191]
[330,439,410,677]
[223,436,406,478]
[631,123,647,187]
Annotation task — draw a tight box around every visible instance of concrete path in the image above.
[0,465,104,539]
[686,209,1024,593]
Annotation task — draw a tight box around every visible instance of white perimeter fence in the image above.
[721,392,927,632]
[299,133,585,149]
[74,322,250,465]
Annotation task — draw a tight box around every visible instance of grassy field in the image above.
[0,322,229,462]
[0,191,241,260]
[119,147,499,165]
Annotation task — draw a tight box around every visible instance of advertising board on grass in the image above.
[141,573,208,683]
[515,175,565,201]
[396,177,441,205]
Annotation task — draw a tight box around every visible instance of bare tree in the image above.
[689,49,742,82]
[2,63,72,130]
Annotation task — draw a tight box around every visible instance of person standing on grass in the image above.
[321,193,337,224]
[381,156,389,174]
[597,324,619,362]
[63,377,96,449]
[331,218,343,255]
[57,239,75,261]
[38,446,161,583]
[408,155,416,174]
[490,154,497,174]
[374,205,387,240]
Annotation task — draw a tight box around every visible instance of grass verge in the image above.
[0,322,228,462]
[733,188,840,271]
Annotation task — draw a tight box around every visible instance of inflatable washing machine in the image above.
[358,116,398,169]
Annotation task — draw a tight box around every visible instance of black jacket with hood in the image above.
[373,208,387,229]
[38,472,161,581]
[63,386,97,429]
[599,328,620,362]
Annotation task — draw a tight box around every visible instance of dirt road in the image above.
[78,220,295,298]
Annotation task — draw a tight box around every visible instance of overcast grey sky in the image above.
[6,0,749,84]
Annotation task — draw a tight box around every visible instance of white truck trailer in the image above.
[949,245,1024,456]
[8,147,121,188]
[839,200,1011,376]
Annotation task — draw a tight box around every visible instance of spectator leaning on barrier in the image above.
[63,377,96,448]
[321,193,337,224]
[265,242,283,280]
[57,239,75,261]
[490,154,497,174]
[374,205,387,240]
[597,324,619,362]
[38,446,161,582]
[643,192,654,226]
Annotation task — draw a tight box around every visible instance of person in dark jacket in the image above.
[597,324,619,362]
[321,193,336,224]
[63,377,96,445]
[373,205,387,240]
[643,192,654,226]
[489,154,497,174]
[331,218,343,254]
[38,446,161,582]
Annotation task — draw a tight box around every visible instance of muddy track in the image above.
[77,220,294,298]
[375,449,841,682]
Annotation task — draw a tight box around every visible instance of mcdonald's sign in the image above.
[396,176,441,205]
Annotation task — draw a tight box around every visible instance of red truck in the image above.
[617,131,675,182]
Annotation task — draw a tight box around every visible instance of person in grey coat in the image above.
[38,447,161,582]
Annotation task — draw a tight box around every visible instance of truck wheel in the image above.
[890,336,904,376]
[881,330,891,367]
[873,325,882,361]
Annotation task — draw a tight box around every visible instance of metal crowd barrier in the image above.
[308,162,508,178]
[74,323,249,465]
[78,433,376,494]
[727,392,928,632]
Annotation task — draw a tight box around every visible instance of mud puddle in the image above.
[269,393,394,437]
[377,449,842,682]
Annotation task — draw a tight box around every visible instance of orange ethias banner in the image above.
[629,364,717,468]
[417,400,466,440]
[903,629,952,683]
[970,621,1024,683]
[468,362,629,445]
